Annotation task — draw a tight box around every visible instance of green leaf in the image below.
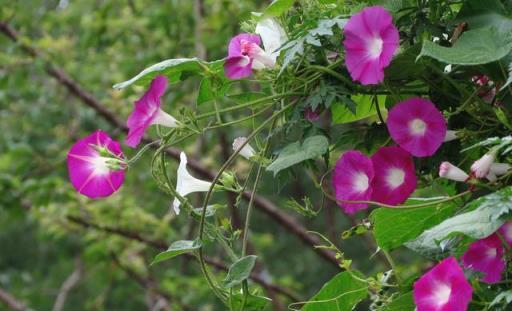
[223,255,257,288]
[114,58,214,89]
[455,0,512,32]
[406,186,512,257]
[490,290,512,308]
[331,94,387,124]
[301,271,367,311]
[371,200,456,251]
[267,135,329,176]
[383,292,415,311]
[418,27,512,65]
[263,0,295,17]
[228,293,271,311]
[151,240,202,265]
[196,77,230,106]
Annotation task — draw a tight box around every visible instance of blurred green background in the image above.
[0,1,391,310]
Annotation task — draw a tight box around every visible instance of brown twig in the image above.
[0,20,338,267]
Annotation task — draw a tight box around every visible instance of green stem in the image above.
[382,249,402,284]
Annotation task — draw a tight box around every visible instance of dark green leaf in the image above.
[267,135,329,176]
[223,255,257,288]
[490,290,512,308]
[455,0,512,32]
[301,271,367,311]
[418,27,512,65]
[151,240,202,265]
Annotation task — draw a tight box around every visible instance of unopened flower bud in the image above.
[439,162,469,182]
[232,137,256,160]
[471,153,496,178]
[444,130,458,142]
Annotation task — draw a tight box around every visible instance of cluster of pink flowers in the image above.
[333,96,448,214]
[413,221,512,310]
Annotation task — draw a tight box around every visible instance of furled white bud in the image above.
[439,162,469,182]
[443,130,458,142]
[232,137,256,160]
[471,153,496,179]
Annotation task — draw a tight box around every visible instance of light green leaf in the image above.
[371,200,456,251]
[267,135,329,176]
[331,94,387,124]
[114,58,215,89]
[383,292,415,311]
[490,290,512,308]
[263,0,295,17]
[228,293,271,311]
[196,77,230,106]
[151,240,202,265]
[301,271,367,311]
[406,186,512,257]
[418,27,512,65]
[223,255,257,288]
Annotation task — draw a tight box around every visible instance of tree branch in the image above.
[52,258,83,311]
[0,20,337,266]
[0,288,28,311]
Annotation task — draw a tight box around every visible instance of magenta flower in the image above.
[224,34,275,79]
[472,75,496,103]
[67,130,126,198]
[387,98,447,157]
[126,75,178,148]
[304,107,321,121]
[462,234,505,283]
[498,221,512,246]
[343,6,399,85]
[332,150,374,214]
[413,257,473,311]
[370,146,417,205]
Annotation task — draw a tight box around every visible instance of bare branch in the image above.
[0,288,29,311]
[52,258,83,311]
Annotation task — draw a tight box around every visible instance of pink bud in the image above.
[439,162,469,182]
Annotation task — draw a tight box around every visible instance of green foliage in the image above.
[383,292,415,311]
[371,201,456,251]
[331,95,386,124]
[489,290,512,309]
[300,271,367,311]
[407,186,512,257]
[151,240,202,265]
[223,255,258,288]
[418,27,512,65]
[267,135,329,176]
[263,0,296,17]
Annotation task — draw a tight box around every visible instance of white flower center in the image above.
[486,247,497,258]
[368,37,383,58]
[409,118,427,136]
[434,283,451,306]
[91,156,110,175]
[352,172,369,193]
[387,168,405,189]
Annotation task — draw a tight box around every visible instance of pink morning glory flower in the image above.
[332,150,374,214]
[343,6,399,85]
[370,146,417,205]
[461,234,505,283]
[224,33,275,79]
[387,98,447,157]
[126,75,178,148]
[439,162,469,182]
[67,130,126,198]
[498,221,512,246]
[413,257,473,311]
